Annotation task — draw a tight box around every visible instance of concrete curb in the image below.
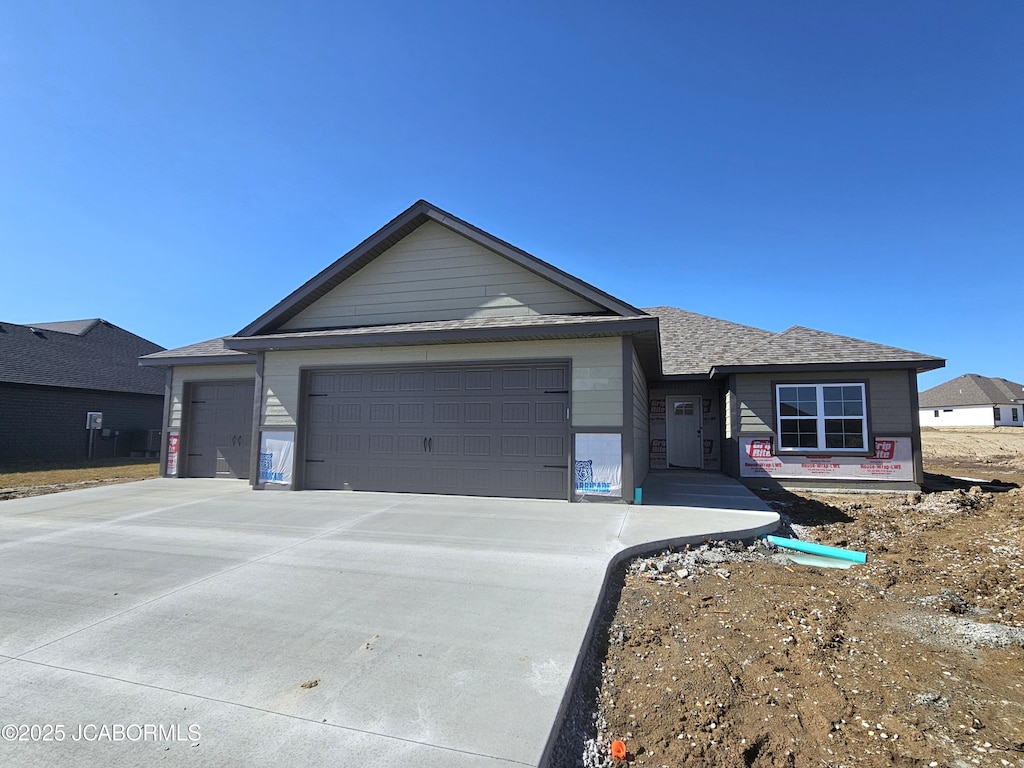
[537,515,780,768]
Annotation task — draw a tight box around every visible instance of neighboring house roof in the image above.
[237,199,644,336]
[0,319,166,395]
[919,374,1024,408]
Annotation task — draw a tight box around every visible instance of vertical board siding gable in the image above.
[280,221,603,330]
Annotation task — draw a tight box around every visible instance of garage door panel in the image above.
[502,369,531,389]
[400,372,425,391]
[536,401,566,423]
[308,373,336,394]
[336,404,361,422]
[535,469,568,493]
[463,434,492,457]
[398,435,425,454]
[464,370,493,390]
[309,403,334,424]
[502,402,530,423]
[464,402,492,423]
[302,363,569,498]
[434,371,461,390]
[500,468,530,491]
[433,402,460,422]
[371,373,396,392]
[370,403,395,422]
[501,435,530,457]
[536,435,565,458]
[399,402,425,423]
[536,367,568,390]
[366,434,393,454]
[433,435,460,455]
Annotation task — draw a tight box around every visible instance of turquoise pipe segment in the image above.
[765,534,868,564]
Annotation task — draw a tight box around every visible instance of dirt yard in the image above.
[561,428,1024,768]
[0,459,160,501]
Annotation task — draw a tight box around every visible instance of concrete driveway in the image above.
[0,478,777,767]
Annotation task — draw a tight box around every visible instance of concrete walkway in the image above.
[0,477,777,767]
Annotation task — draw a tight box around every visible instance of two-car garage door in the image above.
[302,363,570,499]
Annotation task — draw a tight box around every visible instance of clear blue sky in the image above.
[2,1,1021,392]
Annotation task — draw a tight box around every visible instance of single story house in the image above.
[919,374,1024,428]
[0,319,166,464]
[140,200,944,497]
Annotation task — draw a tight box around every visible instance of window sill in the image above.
[775,451,874,458]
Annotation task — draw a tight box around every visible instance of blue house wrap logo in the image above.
[259,452,284,483]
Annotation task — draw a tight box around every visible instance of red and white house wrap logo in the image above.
[874,439,896,460]
[747,439,773,459]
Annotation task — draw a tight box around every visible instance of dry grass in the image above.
[0,459,160,490]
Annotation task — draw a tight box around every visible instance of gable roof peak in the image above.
[238,200,643,336]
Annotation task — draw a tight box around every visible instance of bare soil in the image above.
[566,428,1024,768]
[0,459,160,500]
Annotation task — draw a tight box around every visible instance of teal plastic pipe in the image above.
[765,535,867,564]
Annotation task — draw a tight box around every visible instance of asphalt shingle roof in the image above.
[642,306,774,376]
[919,374,1024,408]
[720,325,940,368]
[147,306,942,377]
[0,319,166,395]
[141,337,252,362]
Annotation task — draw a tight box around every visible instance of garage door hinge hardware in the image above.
[544,464,569,469]
[307,393,328,397]
[305,459,325,463]
[191,400,207,404]
[544,389,569,394]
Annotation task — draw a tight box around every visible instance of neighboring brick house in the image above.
[920,374,1024,428]
[142,200,944,495]
[0,319,166,464]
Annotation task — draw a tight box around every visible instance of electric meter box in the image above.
[86,412,103,430]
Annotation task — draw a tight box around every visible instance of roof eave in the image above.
[225,317,660,352]
[138,354,255,368]
[710,358,946,376]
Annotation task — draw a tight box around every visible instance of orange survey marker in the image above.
[610,740,627,760]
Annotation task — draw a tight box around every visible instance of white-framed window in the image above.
[1013,407,1020,422]
[776,383,867,452]
[994,406,1001,423]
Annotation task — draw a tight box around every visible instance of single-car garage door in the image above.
[302,363,570,499]
[184,381,255,479]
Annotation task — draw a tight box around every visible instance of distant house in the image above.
[141,200,944,495]
[0,319,166,464]
[919,374,1024,428]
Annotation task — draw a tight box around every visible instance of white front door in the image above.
[667,399,702,469]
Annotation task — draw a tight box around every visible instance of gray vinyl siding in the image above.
[280,221,603,330]
[732,369,915,437]
[168,363,257,429]
[261,337,623,429]
[631,348,649,486]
